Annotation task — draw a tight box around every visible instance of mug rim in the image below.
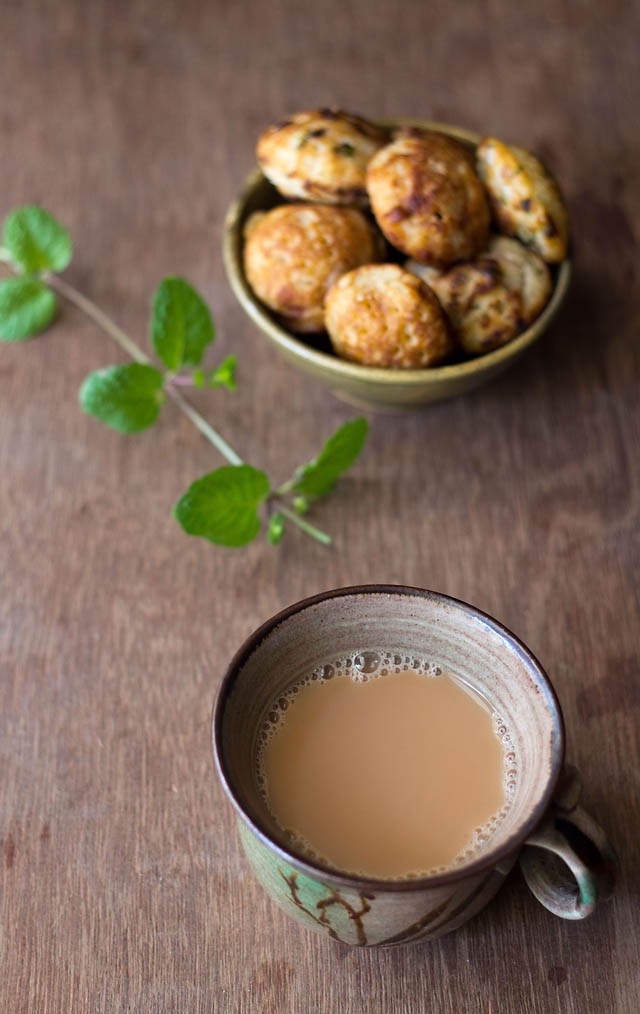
[212,584,566,893]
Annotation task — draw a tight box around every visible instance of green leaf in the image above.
[192,356,237,391]
[79,363,165,433]
[151,276,214,371]
[3,206,72,273]
[0,277,57,340]
[292,495,309,514]
[174,464,270,547]
[291,417,369,499]
[267,512,286,545]
[208,355,237,390]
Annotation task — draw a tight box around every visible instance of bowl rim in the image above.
[212,584,565,894]
[223,117,571,389]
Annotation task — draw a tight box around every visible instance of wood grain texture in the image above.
[1,1,638,1010]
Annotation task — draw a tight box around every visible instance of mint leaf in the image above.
[293,495,309,514]
[3,207,72,273]
[291,417,369,499]
[193,355,237,390]
[0,277,57,340]
[267,512,285,545]
[151,277,214,371]
[174,464,270,547]
[208,355,237,390]
[79,363,165,433]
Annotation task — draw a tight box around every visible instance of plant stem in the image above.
[276,504,332,546]
[47,273,243,467]
[164,385,243,466]
[275,478,295,496]
[47,273,150,365]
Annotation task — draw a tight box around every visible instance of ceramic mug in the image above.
[213,586,617,947]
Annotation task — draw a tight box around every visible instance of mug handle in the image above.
[519,765,618,920]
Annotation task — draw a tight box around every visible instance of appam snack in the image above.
[486,236,552,324]
[243,203,382,333]
[241,110,569,369]
[406,257,521,356]
[406,235,552,355]
[324,263,453,368]
[476,138,569,263]
[366,129,490,267]
[257,109,388,206]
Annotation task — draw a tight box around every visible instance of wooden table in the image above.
[1,2,638,1011]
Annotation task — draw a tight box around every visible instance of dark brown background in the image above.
[1,1,638,1011]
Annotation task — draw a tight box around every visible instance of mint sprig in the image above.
[174,465,270,547]
[79,364,165,433]
[151,276,214,370]
[0,205,369,549]
[193,355,237,391]
[0,277,58,340]
[286,417,369,499]
[267,512,286,545]
[3,206,72,274]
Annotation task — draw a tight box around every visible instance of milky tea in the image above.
[257,650,518,879]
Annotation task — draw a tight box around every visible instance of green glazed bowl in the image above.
[223,120,571,413]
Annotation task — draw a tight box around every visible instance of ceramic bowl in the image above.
[223,119,571,413]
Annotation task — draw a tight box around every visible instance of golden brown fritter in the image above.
[243,204,381,333]
[476,138,569,263]
[325,263,453,368]
[366,130,490,266]
[406,257,521,356]
[407,231,552,355]
[486,235,552,324]
[256,109,388,206]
